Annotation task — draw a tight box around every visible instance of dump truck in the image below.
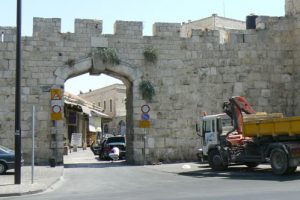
[196,96,300,175]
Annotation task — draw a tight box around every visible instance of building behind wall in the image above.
[64,92,110,148]
[181,14,246,43]
[79,84,126,136]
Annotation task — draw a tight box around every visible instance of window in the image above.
[68,111,77,125]
[103,101,106,111]
[202,120,211,133]
[110,99,112,112]
[98,102,101,107]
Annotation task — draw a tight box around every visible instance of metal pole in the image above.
[143,128,146,165]
[14,0,22,185]
[31,105,35,184]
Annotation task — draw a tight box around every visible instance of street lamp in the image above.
[15,0,22,185]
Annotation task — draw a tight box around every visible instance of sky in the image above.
[0,0,285,94]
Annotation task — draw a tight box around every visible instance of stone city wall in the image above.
[0,1,299,164]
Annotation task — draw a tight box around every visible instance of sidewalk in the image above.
[0,165,63,197]
[0,147,98,197]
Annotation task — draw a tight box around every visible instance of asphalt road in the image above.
[3,162,300,200]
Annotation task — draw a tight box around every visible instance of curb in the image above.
[0,168,64,197]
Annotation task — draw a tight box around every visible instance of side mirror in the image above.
[196,124,203,137]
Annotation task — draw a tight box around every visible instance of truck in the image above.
[196,96,300,175]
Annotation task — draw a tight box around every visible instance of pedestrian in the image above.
[109,146,120,162]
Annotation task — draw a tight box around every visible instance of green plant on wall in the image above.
[94,47,120,65]
[143,46,158,63]
[139,80,155,101]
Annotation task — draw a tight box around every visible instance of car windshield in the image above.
[0,145,13,154]
[107,137,125,143]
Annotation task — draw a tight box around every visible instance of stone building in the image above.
[79,83,127,136]
[0,0,299,165]
[181,14,246,43]
[64,92,110,148]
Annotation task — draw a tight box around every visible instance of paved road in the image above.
[3,148,300,200]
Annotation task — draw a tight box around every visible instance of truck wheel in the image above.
[208,149,228,171]
[270,148,289,175]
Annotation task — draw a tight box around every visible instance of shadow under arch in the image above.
[56,56,142,164]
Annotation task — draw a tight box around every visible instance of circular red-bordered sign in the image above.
[141,104,150,113]
[52,105,61,113]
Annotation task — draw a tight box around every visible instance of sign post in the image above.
[139,105,151,165]
[14,0,22,185]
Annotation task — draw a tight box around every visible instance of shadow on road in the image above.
[63,160,130,169]
[177,164,300,182]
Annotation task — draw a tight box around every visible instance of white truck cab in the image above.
[197,113,233,159]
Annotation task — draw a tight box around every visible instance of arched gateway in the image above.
[57,56,138,164]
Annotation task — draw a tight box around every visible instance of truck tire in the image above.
[270,148,289,175]
[208,149,228,171]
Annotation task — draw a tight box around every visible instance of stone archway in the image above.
[55,56,141,164]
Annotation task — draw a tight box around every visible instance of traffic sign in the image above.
[50,88,62,120]
[141,104,150,113]
[139,120,151,128]
[141,113,150,120]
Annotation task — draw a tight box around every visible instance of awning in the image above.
[91,109,110,118]
[65,99,109,118]
[64,100,80,107]
[81,105,91,115]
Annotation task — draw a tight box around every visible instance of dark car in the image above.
[0,145,24,174]
[99,136,126,160]
[90,140,102,155]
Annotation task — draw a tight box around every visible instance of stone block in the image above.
[91,36,108,47]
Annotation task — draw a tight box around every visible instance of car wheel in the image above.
[0,162,7,175]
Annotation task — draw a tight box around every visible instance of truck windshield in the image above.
[220,116,233,134]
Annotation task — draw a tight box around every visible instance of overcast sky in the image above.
[0,0,285,94]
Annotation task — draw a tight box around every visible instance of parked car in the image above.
[0,145,24,174]
[90,140,102,155]
[99,136,126,160]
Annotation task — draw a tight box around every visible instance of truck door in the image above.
[202,119,218,154]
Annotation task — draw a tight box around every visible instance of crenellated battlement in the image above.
[29,18,186,38]
[286,0,300,16]
[114,21,143,37]
[0,27,16,42]
[153,23,181,37]
[75,19,102,35]
[33,18,61,37]
[1,16,293,48]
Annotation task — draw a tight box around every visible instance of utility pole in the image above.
[15,0,22,185]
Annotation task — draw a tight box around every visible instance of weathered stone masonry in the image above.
[0,0,300,165]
